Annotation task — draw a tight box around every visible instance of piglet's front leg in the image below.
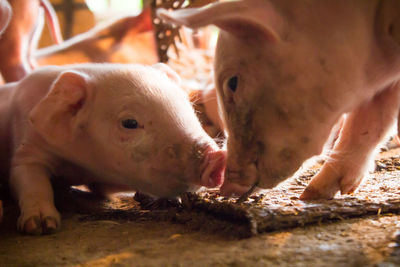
[10,163,60,235]
[301,83,400,200]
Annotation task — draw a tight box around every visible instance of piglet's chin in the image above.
[199,149,226,188]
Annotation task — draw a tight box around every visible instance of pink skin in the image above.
[40,0,62,45]
[158,0,400,199]
[0,0,62,82]
[0,0,11,223]
[200,86,224,133]
[0,0,11,36]
[1,63,225,234]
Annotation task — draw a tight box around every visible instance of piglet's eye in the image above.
[122,119,139,129]
[227,76,238,92]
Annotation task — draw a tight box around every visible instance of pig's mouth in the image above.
[235,159,260,203]
[220,157,260,197]
[236,179,260,203]
[220,140,264,198]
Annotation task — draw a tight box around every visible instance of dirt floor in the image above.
[2,150,400,266]
[1,210,400,266]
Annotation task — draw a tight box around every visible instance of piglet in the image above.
[1,63,225,234]
[158,0,400,200]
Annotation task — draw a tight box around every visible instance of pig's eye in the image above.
[227,76,238,92]
[121,119,138,129]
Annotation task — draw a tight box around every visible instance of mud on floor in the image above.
[2,209,400,266]
[1,149,400,266]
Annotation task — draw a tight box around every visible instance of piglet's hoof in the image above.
[20,216,42,235]
[19,215,60,235]
[42,216,59,234]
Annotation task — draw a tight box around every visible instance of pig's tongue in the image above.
[200,150,226,188]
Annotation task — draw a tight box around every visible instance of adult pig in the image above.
[1,63,225,234]
[158,0,400,199]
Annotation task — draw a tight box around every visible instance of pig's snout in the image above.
[220,170,255,197]
[220,162,258,197]
[199,148,226,188]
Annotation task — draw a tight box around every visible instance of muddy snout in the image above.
[162,142,226,190]
[220,163,258,197]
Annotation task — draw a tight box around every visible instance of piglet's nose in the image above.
[200,148,226,188]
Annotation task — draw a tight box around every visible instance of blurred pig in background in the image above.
[35,8,158,66]
[0,0,62,83]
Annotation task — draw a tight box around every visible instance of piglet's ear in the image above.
[152,63,181,84]
[29,70,90,146]
[157,0,282,41]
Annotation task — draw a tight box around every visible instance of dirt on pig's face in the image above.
[75,65,224,197]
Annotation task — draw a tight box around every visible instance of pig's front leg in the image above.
[10,164,60,234]
[301,83,400,200]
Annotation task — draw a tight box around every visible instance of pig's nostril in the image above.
[209,155,226,187]
[200,149,226,188]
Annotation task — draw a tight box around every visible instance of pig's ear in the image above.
[152,63,181,84]
[157,1,281,41]
[29,70,90,145]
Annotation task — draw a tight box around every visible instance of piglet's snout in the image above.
[200,148,226,188]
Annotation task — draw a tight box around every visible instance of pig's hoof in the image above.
[18,209,61,235]
[22,216,43,235]
[339,177,362,195]
[42,217,59,234]
[20,216,60,235]
[300,185,335,200]
[300,169,363,200]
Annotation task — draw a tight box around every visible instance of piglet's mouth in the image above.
[200,149,226,188]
